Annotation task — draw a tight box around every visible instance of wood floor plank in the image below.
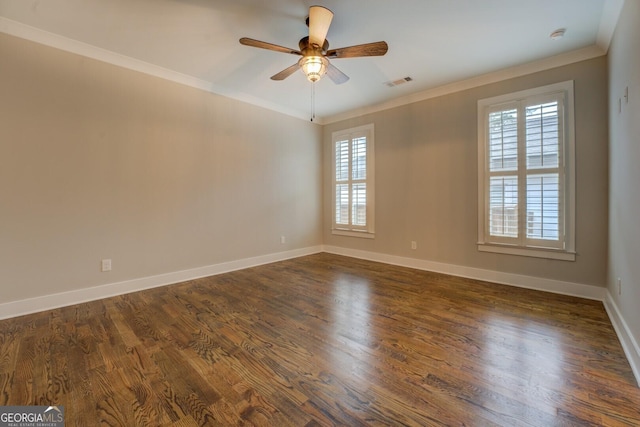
[1,253,639,426]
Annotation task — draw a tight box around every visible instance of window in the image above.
[332,124,375,238]
[477,81,575,260]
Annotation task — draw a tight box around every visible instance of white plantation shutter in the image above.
[487,106,519,240]
[335,140,350,226]
[351,137,367,227]
[489,176,518,238]
[335,183,349,225]
[478,82,575,260]
[332,125,375,236]
[524,99,563,245]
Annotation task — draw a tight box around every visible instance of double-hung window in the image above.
[332,124,375,238]
[477,81,575,260]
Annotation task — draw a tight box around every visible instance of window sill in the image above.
[477,243,575,261]
[332,229,375,239]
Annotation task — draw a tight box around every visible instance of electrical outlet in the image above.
[280,236,286,244]
[101,259,112,272]
[411,241,417,250]
[617,277,622,295]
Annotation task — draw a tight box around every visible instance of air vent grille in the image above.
[385,76,413,87]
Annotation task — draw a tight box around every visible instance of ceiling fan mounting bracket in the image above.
[299,36,329,56]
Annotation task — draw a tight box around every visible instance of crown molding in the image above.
[0,17,314,123]
[323,45,606,124]
[597,0,625,52]
[0,15,608,125]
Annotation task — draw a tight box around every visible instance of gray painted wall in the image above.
[0,33,323,303]
[0,32,611,309]
[607,0,640,368]
[324,57,609,287]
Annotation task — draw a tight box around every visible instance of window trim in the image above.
[332,123,375,238]
[477,81,576,261]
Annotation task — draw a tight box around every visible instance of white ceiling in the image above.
[0,0,623,123]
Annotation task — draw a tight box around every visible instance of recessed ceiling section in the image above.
[0,0,619,123]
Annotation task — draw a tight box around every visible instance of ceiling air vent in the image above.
[385,76,413,87]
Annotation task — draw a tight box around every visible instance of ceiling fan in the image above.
[239,5,388,84]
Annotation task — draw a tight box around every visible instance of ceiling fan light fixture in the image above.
[300,56,328,82]
[240,5,387,85]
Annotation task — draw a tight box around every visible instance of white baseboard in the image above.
[323,246,640,386]
[0,246,323,320]
[2,245,637,386]
[322,245,607,301]
[604,292,640,387]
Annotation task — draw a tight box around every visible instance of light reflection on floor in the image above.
[481,314,565,416]
[329,273,373,383]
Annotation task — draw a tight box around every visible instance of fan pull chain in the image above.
[310,82,316,122]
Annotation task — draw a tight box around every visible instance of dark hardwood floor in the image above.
[1,253,639,426]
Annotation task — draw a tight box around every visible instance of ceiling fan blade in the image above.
[326,41,388,59]
[239,37,301,55]
[326,62,349,85]
[270,63,301,81]
[308,6,333,47]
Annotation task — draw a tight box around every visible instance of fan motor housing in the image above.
[299,36,329,56]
